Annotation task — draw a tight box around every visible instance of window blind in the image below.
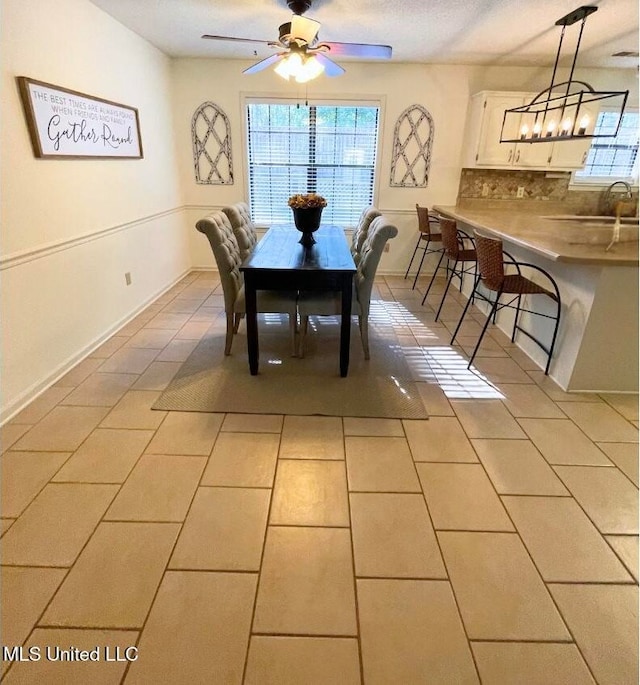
[246,102,380,226]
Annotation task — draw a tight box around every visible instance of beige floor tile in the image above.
[471,642,595,685]
[53,357,103,388]
[146,412,223,455]
[220,413,283,433]
[497,383,566,418]
[43,522,179,628]
[105,455,205,522]
[606,535,639,582]
[97,347,158,374]
[1,567,67,662]
[549,584,638,685]
[100,391,166,430]
[404,417,478,462]
[471,357,533,383]
[10,387,73,424]
[1,451,71,517]
[600,393,639,422]
[170,487,270,570]
[503,496,632,582]
[253,526,357,635]
[558,402,639,443]
[527,371,602,402]
[270,460,349,527]
[439,531,570,640]
[174,321,212,340]
[346,437,421,492]
[350,493,446,578]
[417,463,513,531]
[452,400,527,438]
[245,636,360,685]
[161,298,202,314]
[53,429,153,483]
[596,442,639,485]
[343,417,404,436]
[279,416,344,460]
[415,383,455,416]
[1,518,14,535]
[155,338,199,362]
[1,484,118,566]
[202,432,279,487]
[473,440,569,495]
[60,373,137,407]
[553,466,639,534]
[4,629,139,684]
[505,345,543,370]
[146,312,191,330]
[1,424,30,453]
[518,419,613,466]
[131,361,181,391]
[125,328,176,349]
[88,334,129,359]
[13,406,109,452]
[357,579,478,684]
[125,571,255,685]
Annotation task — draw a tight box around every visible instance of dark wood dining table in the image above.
[240,225,357,377]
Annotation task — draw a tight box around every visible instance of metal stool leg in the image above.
[404,235,423,279]
[411,239,430,289]
[435,258,458,321]
[421,250,446,305]
[450,274,480,345]
[467,286,503,370]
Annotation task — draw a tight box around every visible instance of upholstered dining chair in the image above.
[351,206,382,264]
[450,232,561,375]
[221,202,258,261]
[196,211,298,356]
[404,204,445,290]
[297,216,398,359]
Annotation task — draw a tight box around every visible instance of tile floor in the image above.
[1,270,638,684]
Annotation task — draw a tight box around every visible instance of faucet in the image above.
[603,181,633,216]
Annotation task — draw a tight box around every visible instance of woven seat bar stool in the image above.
[451,232,561,375]
[404,205,445,290]
[424,217,478,321]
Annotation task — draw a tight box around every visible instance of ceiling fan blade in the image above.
[321,42,392,59]
[290,14,321,44]
[243,53,285,75]
[313,53,345,77]
[202,34,271,45]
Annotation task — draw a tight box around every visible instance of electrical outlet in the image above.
[516,186,525,198]
[482,183,489,197]
[125,272,132,285]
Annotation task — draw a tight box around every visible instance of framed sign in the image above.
[17,77,143,159]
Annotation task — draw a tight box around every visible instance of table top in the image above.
[240,225,356,273]
[434,205,639,266]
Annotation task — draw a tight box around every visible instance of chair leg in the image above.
[435,259,458,321]
[545,294,562,375]
[512,295,522,342]
[298,315,309,358]
[404,236,422,279]
[233,312,243,333]
[450,275,480,345]
[468,288,503,370]
[224,313,234,355]
[359,315,370,360]
[411,240,430,289]
[289,313,298,357]
[421,250,446,305]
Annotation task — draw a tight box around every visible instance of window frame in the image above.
[570,107,639,190]
[241,94,385,227]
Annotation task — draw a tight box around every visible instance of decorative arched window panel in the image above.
[389,105,434,187]
[191,102,234,185]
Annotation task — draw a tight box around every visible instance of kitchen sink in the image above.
[542,215,639,246]
[543,214,639,226]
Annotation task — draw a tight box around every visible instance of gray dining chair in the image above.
[351,206,381,263]
[221,202,258,260]
[196,211,298,356]
[297,216,398,359]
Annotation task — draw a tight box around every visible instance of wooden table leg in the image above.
[245,280,259,375]
[339,276,353,377]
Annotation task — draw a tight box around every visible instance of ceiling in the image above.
[90,0,639,69]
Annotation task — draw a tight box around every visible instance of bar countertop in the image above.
[433,205,639,266]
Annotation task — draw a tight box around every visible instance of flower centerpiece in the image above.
[288,193,327,246]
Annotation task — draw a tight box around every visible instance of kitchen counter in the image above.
[431,205,638,392]
[433,205,638,266]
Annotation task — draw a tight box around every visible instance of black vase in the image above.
[292,207,323,247]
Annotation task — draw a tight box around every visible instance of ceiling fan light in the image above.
[295,55,325,83]
[274,52,303,80]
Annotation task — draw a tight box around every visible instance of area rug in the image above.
[153,313,428,419]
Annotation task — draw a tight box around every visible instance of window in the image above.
[246,101,380,225]
[574,109,639,185]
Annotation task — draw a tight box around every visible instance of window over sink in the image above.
[245,99,380,226]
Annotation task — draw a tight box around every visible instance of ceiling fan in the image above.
[202,0,392,82]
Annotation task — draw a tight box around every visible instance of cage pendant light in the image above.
[500,5,628,144]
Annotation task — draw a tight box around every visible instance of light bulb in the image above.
[274,52,303,80]
[546,120,556,137]
[561,117,572,135]
[578,114,589,135]
[520,124,529,140]
[532,122,542,138]
[295,55,325,83]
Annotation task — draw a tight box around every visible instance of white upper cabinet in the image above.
[463,91,595,170]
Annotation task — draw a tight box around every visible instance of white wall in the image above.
[1,0,190,420]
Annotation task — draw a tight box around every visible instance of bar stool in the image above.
[451,232,561,375]
[424,218,478,321]
[404,205,445,290]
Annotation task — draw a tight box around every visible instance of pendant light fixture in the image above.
[500,6,628,144]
